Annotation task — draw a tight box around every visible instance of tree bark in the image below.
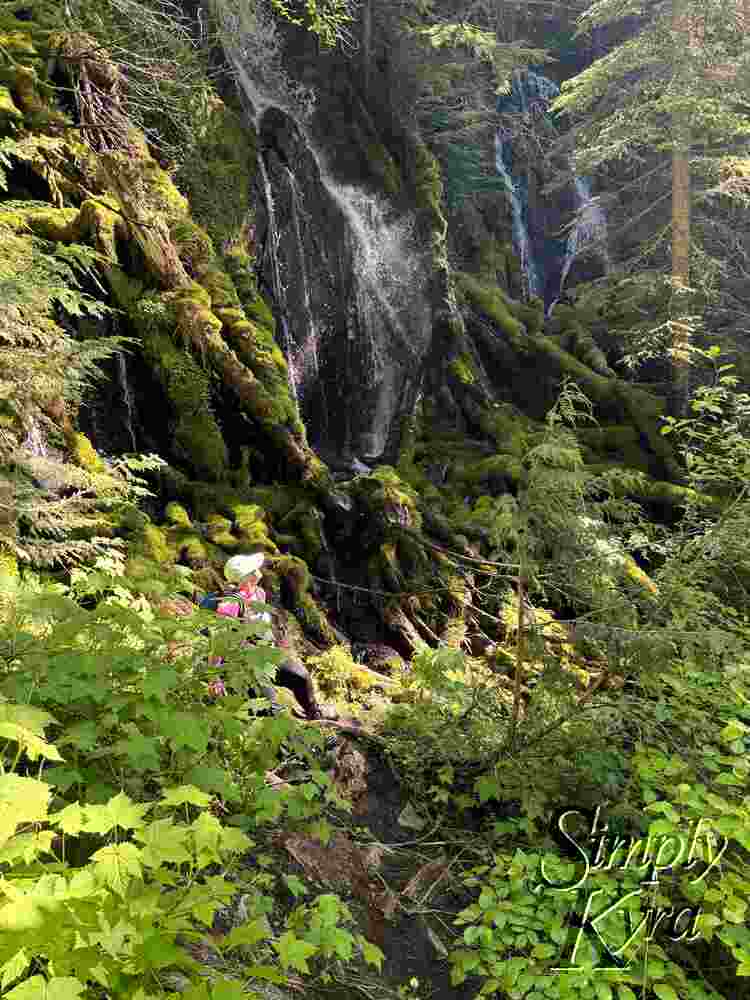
[670,0,693,416]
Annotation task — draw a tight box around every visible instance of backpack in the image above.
[196,590,248,617]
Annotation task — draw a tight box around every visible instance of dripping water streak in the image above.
[285,167,320,392]
[558,175,610,299]
[257,154,299,403]
[494,131,540,300]
[22,416,47,457]
[116,352,137,451]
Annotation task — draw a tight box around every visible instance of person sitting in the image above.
[207,553,322,721]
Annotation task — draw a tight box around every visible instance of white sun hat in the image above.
[224,552,266,583]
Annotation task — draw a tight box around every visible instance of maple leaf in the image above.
[273,931,317,973]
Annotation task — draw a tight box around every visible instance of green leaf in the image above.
[4,977,85,999]
[360,938,385,971]
[0,949,30,991]
[90,842,143,895]
[47,979,86,1000]
[0,722,62,762]
[223,918,270,951]
[50,801,85,835]
[653,986,678,1000]
[142,666,179,702]
[273,931,317,972]
[161,784,213,808]
[134,818,192,867]
[476,774,501,803]
[210,984,246,1000]
[83,792,151,834]
[284,875,308,898]
[0,774,51,847]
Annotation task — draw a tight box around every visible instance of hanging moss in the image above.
[176,97,256,251]
[133,296,229,482]
[455,273,525,345]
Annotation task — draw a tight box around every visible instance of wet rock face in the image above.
[254,107,432,465]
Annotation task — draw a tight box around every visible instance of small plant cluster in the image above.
[0,563,384,997]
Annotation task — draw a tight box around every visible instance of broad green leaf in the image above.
[0,830,56,865]
[50,802,85,835]
[0,723,62,762]
[47,979,86,1000]
[0,949,30,991]
[0,775,50,847]
[210,983,246,1000]
[161,785,213,808]
[142,666,179,702]
[90,842,143,895]
[273,931,317,972]
[220,825,252,856]
[223,918,270,951]
[134,818,192,867]
[83,793,150,835]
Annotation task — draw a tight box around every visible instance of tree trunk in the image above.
[670,0,693,416]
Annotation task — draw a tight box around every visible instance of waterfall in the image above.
[228,45,431,459]
[116,352,137,452]
[257,155,299,403]
[286,166,320,392]
[496,68,610,309]
[494,131,540,300]
[495,69,561,301]
[557,175,610,301]
[22,416,47,458]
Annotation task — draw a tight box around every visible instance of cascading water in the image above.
[22,416,47,458]
[494,130,540,300]
[496,69,610,309]
[556,175,610,304]
[116,352,137,452]
[229,47,431,460]
[256,154,299,403]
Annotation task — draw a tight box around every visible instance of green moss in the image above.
[137,524,173,564]
[134,299,229,482]
[243,295,276,332]
[176,98,256,250]
[169,216,215,277]
[169,530,211,566]
[455,273,525,344]
[228,502,278,554]
[0,548,18,579]
[273,554,311,599]
[164,502,192,528]
[66,431,106,473]
[414,142,447,260]
[0,83,22,125]
[296,592,337,647]
[366,142,402,195]
[350,466,422,531]
[449,354,476,385]
[244,486,305,520]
